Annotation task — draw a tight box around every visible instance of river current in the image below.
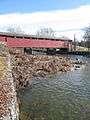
[18,56,90,120]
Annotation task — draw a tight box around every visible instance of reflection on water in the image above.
[18,56,90,120]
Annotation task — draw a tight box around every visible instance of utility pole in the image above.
[74,34,76,51]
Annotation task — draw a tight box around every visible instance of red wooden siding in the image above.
[7,38,67,48]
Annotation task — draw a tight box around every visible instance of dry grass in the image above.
[76,46,89,51]
[0,56,6,78]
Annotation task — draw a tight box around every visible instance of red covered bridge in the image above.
[0,32,72,54]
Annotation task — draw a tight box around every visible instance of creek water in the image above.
[18,56,90,120]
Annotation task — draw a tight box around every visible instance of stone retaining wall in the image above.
[0,42,19,120]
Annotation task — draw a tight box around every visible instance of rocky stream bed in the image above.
[0,42,85,120]
[11,53,84,90]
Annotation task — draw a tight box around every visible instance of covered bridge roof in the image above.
[0,32,72,42]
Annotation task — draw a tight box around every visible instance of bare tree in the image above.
[36,27,55,38]
[83,25,90,51]
[7,26,24,34]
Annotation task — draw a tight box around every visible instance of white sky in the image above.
[0,5,90,41]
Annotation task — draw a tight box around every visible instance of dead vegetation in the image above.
[11,53,73,89]
[0,56,6,78]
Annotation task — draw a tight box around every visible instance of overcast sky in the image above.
[0,0,90,41]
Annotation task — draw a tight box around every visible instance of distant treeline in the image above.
[78,40,90,48]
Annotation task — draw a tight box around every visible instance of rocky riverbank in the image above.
[11,53,82,90]
[0,41,86,120]
[0,43,19,120]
